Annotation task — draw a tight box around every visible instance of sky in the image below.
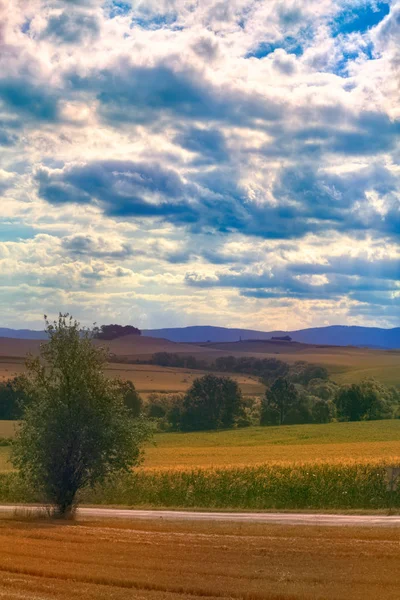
[0,0,399,331]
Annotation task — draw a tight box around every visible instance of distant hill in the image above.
[0,328,47,340]
[1,324,399,349]
[143,325,400,350]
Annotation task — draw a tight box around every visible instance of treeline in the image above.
[0,376,143,421]
[151,352,328,385]
[143,375,400,432]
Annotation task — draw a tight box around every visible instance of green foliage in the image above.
[215,356,289,384]
[0,376,27,420]
[144,393,184,430]
[260,377,300,425]
[12,314,151,517]
[117,380,143,418]
[311,398,337,423]
[180,374,244,431]
[289,362,329,385]
[334,379,397,422]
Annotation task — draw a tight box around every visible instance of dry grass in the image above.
[0,518,398,599]
[105,363,264,396]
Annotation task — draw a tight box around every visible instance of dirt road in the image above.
[1,505,400,526]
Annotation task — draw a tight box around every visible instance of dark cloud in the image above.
[259,111,400,158]
[36,160,197,221]
[41,11,100,44]
[289,256,400,281]
[62,234,133,259]
[186,268,399,305]
[173,126,229,163]
[36,157,400,242]
[66,61,282,127]
[0,78,59,121]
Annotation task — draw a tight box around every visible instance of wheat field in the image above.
[0,518,398,599]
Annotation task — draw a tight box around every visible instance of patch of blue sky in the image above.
[331,1,390,36]
[0,222,36,242]
[107,1,132,19]
[131,12,178,30]
[331,42,374,77]
[246,36,303,59]
[21,19,31,34]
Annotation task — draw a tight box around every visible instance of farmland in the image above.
[1,335,400,390]
[1,421,400,510]
[2,420,400,471]
[0,518,398,600]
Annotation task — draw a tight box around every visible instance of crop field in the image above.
[2,421,400,510]
[0,518,398,600]
[0,357,264,397]
[2,420,400,472]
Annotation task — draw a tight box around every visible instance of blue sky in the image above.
[0,0,399,330]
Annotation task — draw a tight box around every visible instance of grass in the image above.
[0,518,398,599]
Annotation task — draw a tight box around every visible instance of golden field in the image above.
[0,518,398,599]
[2,420,400,472]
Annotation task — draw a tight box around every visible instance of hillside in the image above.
[0,335,214,361]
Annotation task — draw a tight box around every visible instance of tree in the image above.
[289,363,329,385]
[334,379,396,422]
[117,380,143,418]
[12,314,150,518]
[0,376,27,420]
[179,374,244,431]
[260,377,299,426]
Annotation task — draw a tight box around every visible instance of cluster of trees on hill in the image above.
[94,324,141,340]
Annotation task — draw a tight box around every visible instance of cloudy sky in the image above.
[0,0,399,331]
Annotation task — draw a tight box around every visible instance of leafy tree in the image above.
[312,398,336,423]
[260,377,300,426]
[179,374,244,431]
[0,376,27,420]
[12,314,150,518]
[307,378,338,401]
[289,362,329,385]
[334,384,366,421]
[334,379,396,422]
[117,380,143,418]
